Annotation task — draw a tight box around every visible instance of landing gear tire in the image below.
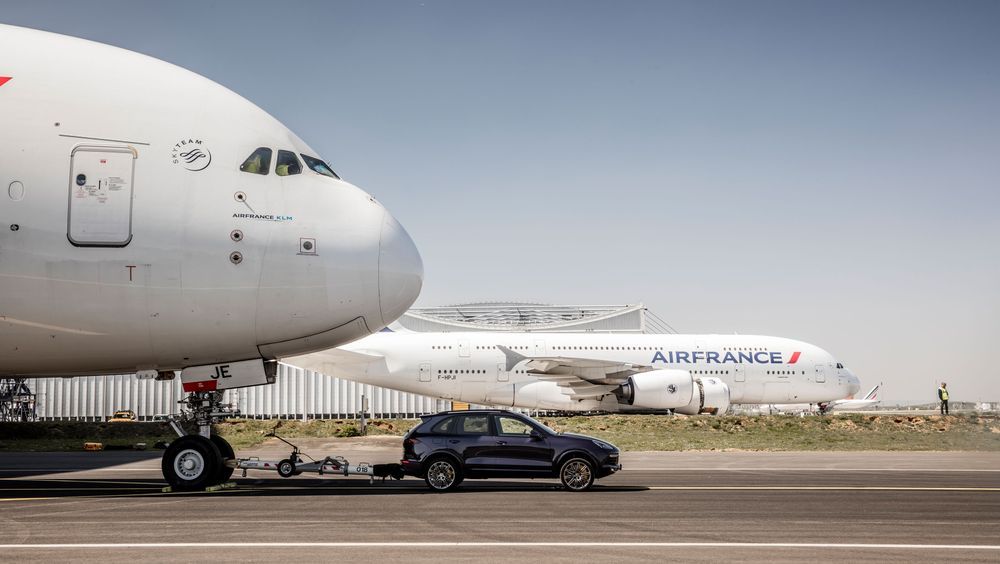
[162,435,222,491]
[424,457,461,492]
[209,435,235,482]
[277,459,297,478]
[559,457,595,492]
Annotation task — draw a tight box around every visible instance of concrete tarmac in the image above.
[0,439,997,563]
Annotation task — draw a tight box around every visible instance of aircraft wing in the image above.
[497,345,653,399]
[280,347,385,376]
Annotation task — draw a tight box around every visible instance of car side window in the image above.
[275,150,302,176]
[430,416,456,434]
[459,414,490,435]
[240,147,272,175]
[496,416,534,436]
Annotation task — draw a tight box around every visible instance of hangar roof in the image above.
[398,302,676,333]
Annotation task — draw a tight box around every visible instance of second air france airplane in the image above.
[288,331,861,415]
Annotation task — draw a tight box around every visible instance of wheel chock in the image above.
[204,481,237,493]
[161,481,236,494]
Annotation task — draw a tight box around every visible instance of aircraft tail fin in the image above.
[280,347,384,376]
[864,383,881,401]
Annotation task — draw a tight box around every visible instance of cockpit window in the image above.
[240,147,272,175]
[836,362,844,369]
[300,154,340,179]
[275,150,302,176]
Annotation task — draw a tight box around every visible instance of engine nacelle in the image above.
[618,369,695,410]
[674,377,731,415]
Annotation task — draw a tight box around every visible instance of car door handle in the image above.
[448,439,460,444]
[495,441,507,445]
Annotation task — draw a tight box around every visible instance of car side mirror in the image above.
[529,430,543,441]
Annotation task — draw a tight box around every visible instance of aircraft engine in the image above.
[617,369,696,410]
[674,377,731,415]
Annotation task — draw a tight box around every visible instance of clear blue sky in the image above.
[4,1,998,403]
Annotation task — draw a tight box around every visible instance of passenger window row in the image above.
[239,147,339,179]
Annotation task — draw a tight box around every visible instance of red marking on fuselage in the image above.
[0,77,12,88]
[182,380,218,393]
[788,351,801,364]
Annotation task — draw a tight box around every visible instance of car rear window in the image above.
[458,414,490,435]
[422,413,492,435]
[429,416,456,434]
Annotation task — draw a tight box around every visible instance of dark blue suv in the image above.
[401,409,621,491]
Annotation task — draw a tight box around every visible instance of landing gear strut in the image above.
[162,391,238,490]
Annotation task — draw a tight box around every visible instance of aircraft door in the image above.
[497,362,508,382]
[533,340,545,356]
[815,364,826,383]
[734,365,746,382]
[458,339,470,357]
[67,145,137,246]
[419,363,431,382]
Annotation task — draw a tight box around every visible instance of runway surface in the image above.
[0,440,997,563]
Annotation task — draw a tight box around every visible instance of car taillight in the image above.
[403,437,420,459]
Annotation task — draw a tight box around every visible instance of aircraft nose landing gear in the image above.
[161,390,238,490]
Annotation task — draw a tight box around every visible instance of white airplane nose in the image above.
[847,371,861,397]
[378,211,423,326]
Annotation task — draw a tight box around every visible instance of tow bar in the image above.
[231,433,405,483]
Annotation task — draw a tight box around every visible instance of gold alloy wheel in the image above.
[560,458,594,491]
[426,459,457,490]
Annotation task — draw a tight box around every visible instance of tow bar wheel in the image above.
[277,459,297,478]
[560,457,595,492]
[162,435,222,490]
[424,458,460,492]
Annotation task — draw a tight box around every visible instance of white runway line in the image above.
[0,468,161,473]
[645,486,1000,491]
[626,467,1000,472]
[4,467,999,473]
[0,542,998,550]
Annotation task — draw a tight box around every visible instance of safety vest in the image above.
[940,388,949,401]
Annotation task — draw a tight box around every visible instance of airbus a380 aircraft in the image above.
[0,25,422,488]
[287,331,861,414]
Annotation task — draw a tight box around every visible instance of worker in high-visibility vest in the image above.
[938,382,950,415]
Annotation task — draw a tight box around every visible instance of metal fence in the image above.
[27,364,450,421]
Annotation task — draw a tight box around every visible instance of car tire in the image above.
[559,457,595,492]
[424,457,461,492]
[277,458,296,478]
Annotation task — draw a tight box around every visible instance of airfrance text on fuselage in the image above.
[651,351,801,364]
[232,213,293,221]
